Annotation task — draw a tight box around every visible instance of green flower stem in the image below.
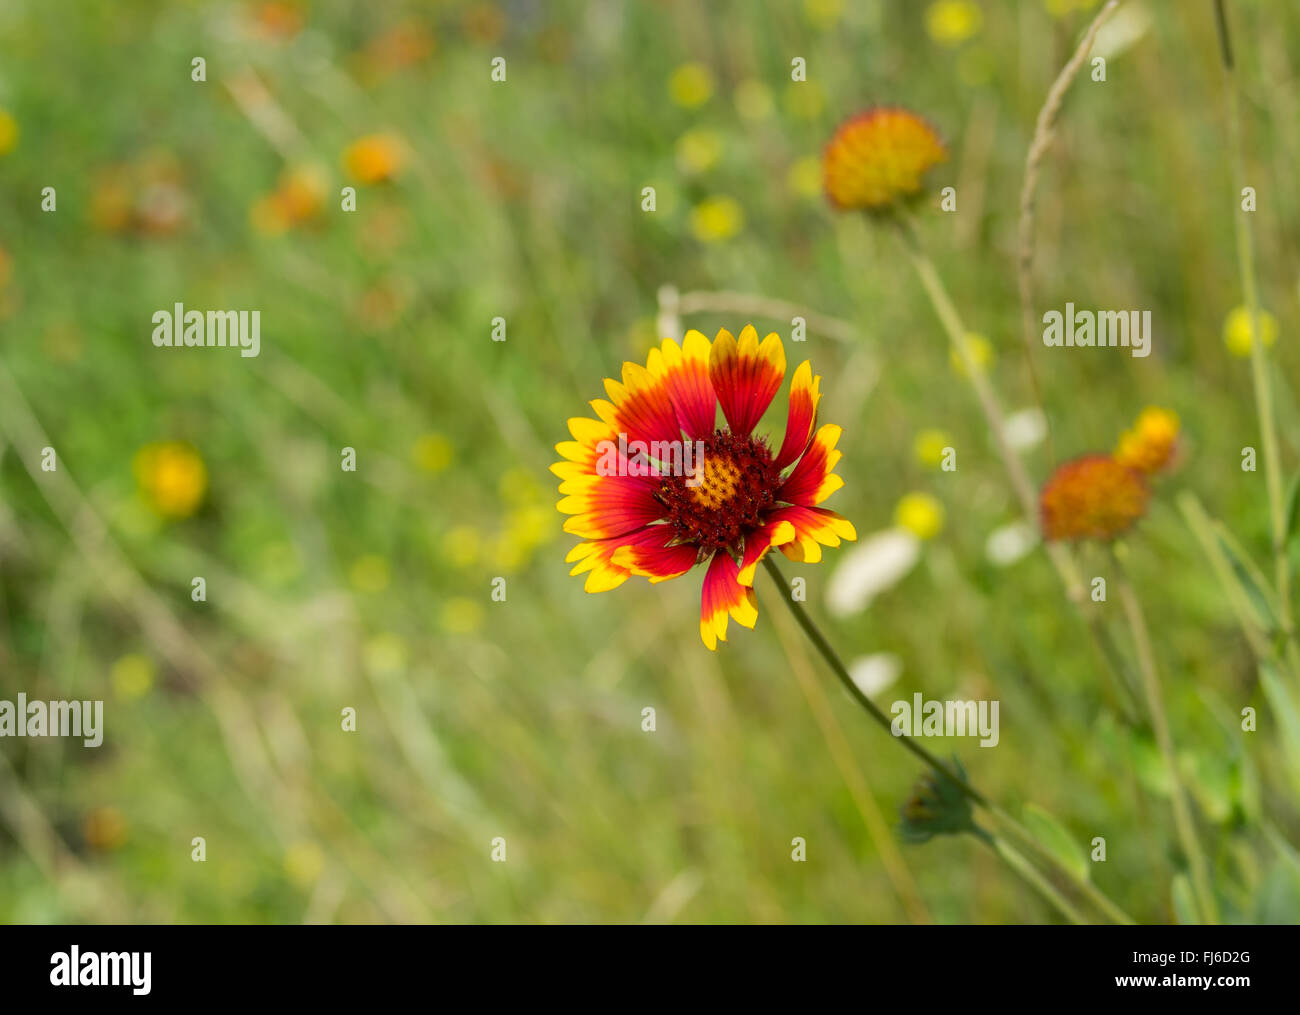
[763,557,1138,925]
[1111,549,1219,924]
[985,805,1137,926]
[761,556,986,806]
[973,827,1089,925]
[1214,0,1294,643]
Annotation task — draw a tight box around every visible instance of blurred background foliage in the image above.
[1,0,1299,923]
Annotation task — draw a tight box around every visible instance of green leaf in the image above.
[1259,660,1300,795]
[1130,729,1171,797]
[1022,804,1088,883]
[1215,526,1278,633]
[1254,863,1300,923]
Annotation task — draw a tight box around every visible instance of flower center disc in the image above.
[657,430,782,552]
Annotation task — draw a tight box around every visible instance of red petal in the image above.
[594,356,683,448]
[659,330,718,440]
[778,423,843,506]
[770,505,857,563]
[708,325,786,438]
[557,473,666,539]
[611,526,701,582]
[774,361,822,469]
[699,552,759,650]
[737,519,798,586]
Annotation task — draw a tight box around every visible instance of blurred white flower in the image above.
[985,520,1038,567]
[848,653,903,697]
[1005,407,1047,451]
[826,528,920,616]
[1093,4,1152,61]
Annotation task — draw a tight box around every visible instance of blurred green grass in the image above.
[1,0,1299,923]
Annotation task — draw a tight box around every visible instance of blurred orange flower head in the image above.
[1040,454,1149,543]
[343,133,406,185]
[823,107,948,212]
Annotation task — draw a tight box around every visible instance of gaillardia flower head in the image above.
[1039,454,1149,543]
[822,107,947,212]
[1114,406,1179,476]
[553,325,856,649]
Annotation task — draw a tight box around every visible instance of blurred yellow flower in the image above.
[276,164,327,223]
[343,133,406,185]
[443,525,482,567]
[133,441,207,519]
[675,128,723,174]
[950,332,994,374]
[83,807,128,853]
[1223,305,1278,357]
[490,503,554,573]
[349,554,391,593]
[506,504,552,547]
[412,432,453,472]
[784,80,825,120]
[284,841,325,888]
[492,533,525,571]
[0,110,17,155]
[1115,407,1179,475]
[823,108,947,212]
[734,79,774,121]
[804,0,845,29]
[913,428,952,467]
[895,492,945,540]
[111,653,155,701]
[669,63,714,108]
[440,597,484,634]
[690,196,744,242]
[926,1,984,46]
[499,467,542,506]
[787,156,823,199]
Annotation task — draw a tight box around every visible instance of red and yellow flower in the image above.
[553,325,856,649]
[823,107,947,212]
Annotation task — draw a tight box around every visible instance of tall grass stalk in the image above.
[1112,549,1219,924]
[1213,0,1295,645]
